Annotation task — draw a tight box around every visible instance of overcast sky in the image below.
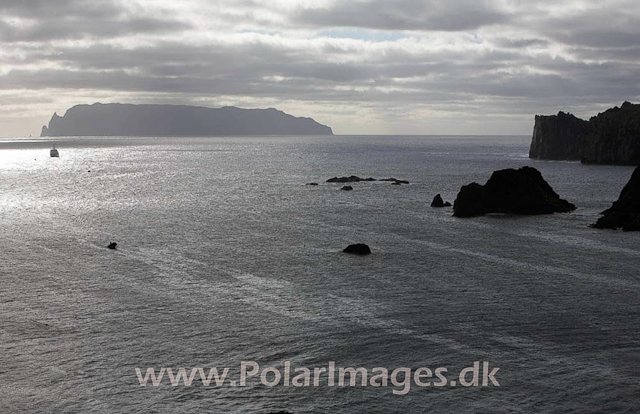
[1,0,639,136]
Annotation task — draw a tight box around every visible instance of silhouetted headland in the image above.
[529,101,640,165]
[40,103,333,137]
[592,166,640,231]
[453,166,575,217]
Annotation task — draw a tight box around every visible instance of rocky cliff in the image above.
[529,102,640,165]
[40,103,333,137]
[529,112,588,160]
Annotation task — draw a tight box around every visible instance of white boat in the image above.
[50,146,59,157]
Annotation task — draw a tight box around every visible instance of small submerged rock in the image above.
[343,243,371,255]
[306,182,319,186]
[107,242,118,250]
[431,194,452,207]
[341,185,353,191]
[380,178,409,184]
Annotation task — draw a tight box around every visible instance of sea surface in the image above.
[0,135,638,413]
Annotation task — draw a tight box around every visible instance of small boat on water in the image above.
[50,146,59,157]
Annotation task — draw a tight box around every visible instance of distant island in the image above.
[529,101,640,165]
[40,103,333,137]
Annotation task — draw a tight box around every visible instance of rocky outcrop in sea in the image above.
[453,166,576,217]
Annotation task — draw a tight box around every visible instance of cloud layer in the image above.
[1,0,639,135]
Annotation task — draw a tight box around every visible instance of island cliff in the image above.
[529,102,640,165]
[40,103,333,137]
[529,112,588,160]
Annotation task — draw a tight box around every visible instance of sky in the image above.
[1,0,639,136]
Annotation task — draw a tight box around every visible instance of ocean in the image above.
[0,135,638,413]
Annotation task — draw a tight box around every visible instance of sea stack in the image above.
[453,166,576,217]
[431,194,452,207]
[592,166,640,231]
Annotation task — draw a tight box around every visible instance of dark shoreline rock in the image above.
[453,166,576,217]
[431,194,452,207]
[341,186,353,191]
[529,101,640,165]
[592,166,640,231]
[343,244,371,255]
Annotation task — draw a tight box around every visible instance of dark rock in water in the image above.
[306,182,318,186]
[592,166,640,231]
[341,186,353,191]
[107,242,118,250]
[529,101,640,165]
[326,176,408,184]
[327,176,356,183]
[453,166,576,217]
[431,194,452,207]
[327,176,375,183]
[391,182,400,185]
[40,103,333,137]
[343,244,371,255]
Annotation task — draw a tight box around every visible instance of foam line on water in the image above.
[109,244,488,355]
[407,237,640,290]
[268,212,640,290]
[24,235,631,381]
[513,232,640,257]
